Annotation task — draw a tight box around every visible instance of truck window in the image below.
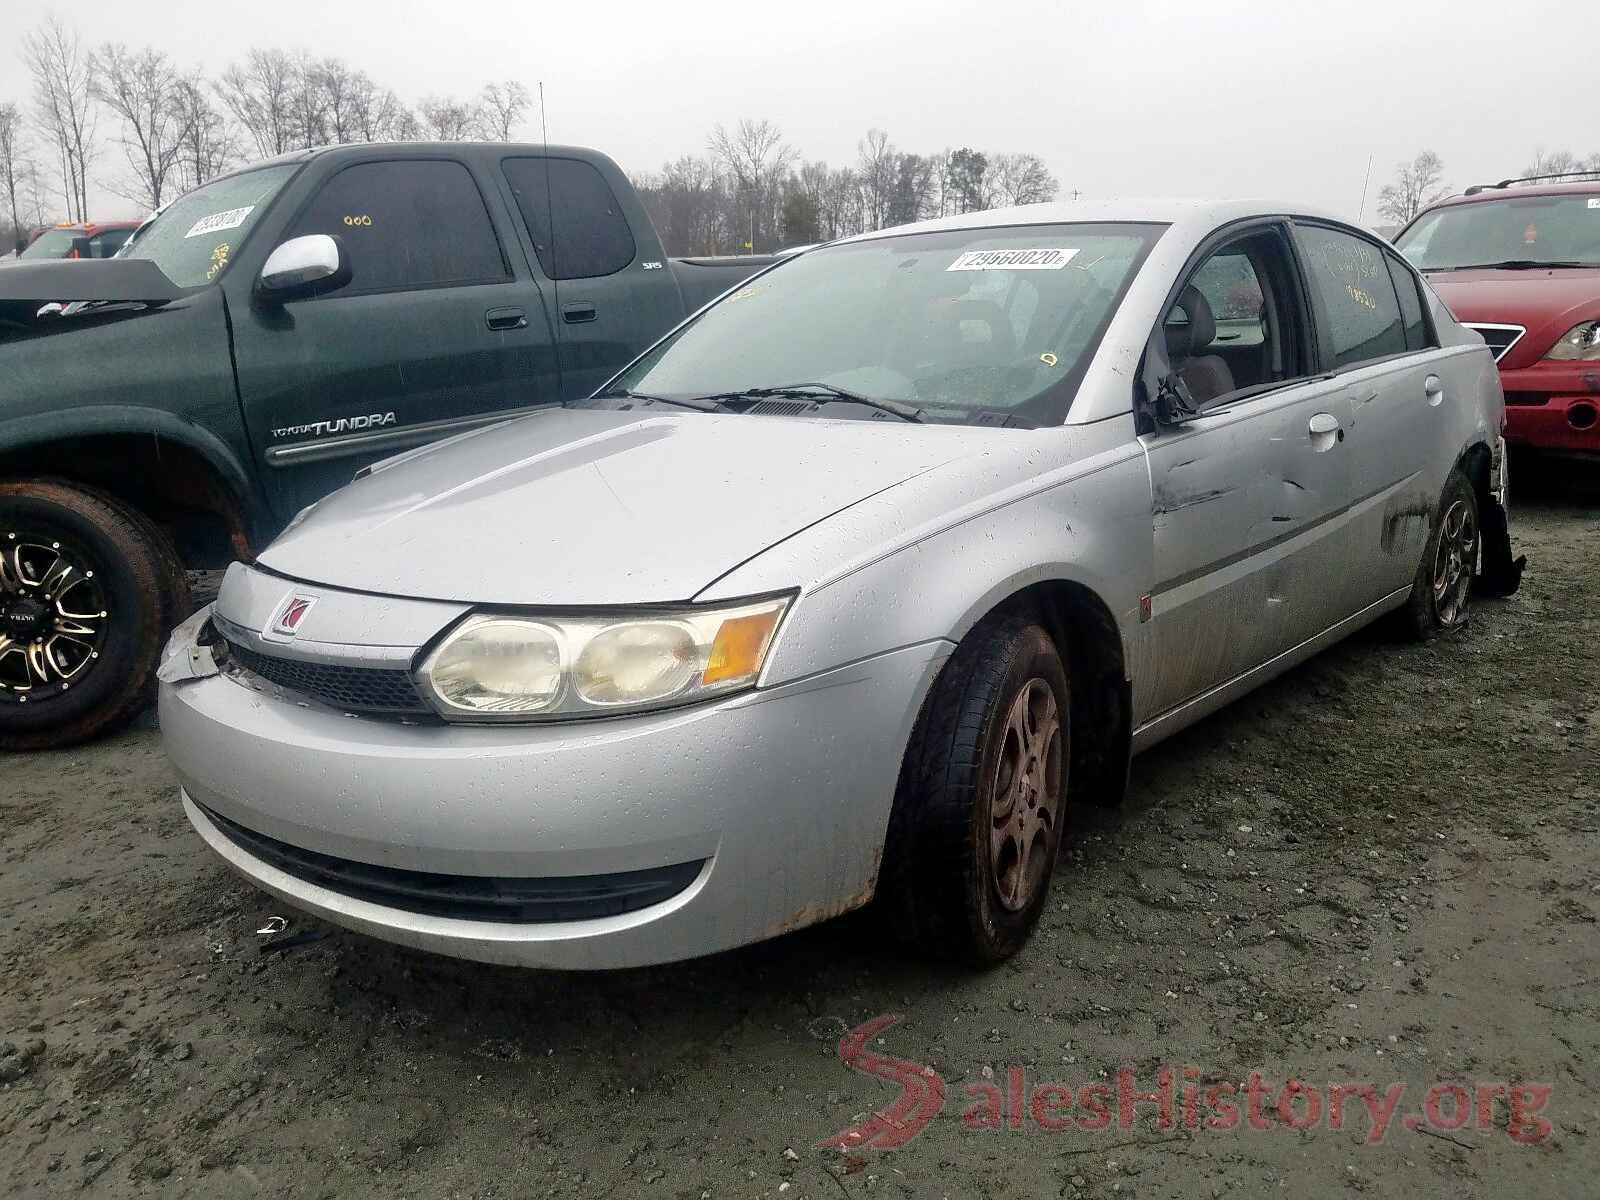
[286,159,509,293]
[502,157,637,280]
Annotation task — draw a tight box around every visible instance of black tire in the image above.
[0,480,185,751]
[880,614,1070,965]
[1395,467,1479,641]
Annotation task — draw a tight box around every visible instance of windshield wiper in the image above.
[1434,259,1591,271]
[695,382,925,423]
[586,388,725,413]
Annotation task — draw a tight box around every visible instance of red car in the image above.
[1394,174,1600,456]
[17,220,142,261]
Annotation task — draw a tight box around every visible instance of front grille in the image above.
[1464,323,1526,362]
[223,636,432,717]
[1503,392,1549,407]
[200,804,705,923]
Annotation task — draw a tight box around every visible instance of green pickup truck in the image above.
[0,142,773,749]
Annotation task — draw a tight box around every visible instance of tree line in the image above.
[633,120,1060,255]
[0,16,533,250]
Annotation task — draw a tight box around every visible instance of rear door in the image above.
[231,154,559,520]
[1290,222,1441,601]
[499,155,682,400]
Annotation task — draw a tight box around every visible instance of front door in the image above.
[1140,225,1357,719]
[231,156,559,521]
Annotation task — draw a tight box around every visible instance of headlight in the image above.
[1546,319,1600,361]
[417,595,791,722]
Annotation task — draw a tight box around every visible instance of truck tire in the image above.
[0,480,185,750]
[1395,467,1479,641]
[879,614,1070,965]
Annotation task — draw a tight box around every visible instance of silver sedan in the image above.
[159,200,1518,969]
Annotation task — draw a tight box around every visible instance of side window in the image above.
[1191,251,1264,323]
[502,157,637,280]
[1296,224,1407,368]
[1385,253,1433,351]
[286,160,508,293]
[90,229,132,258]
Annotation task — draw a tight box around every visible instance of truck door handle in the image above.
[485,306,527,331]
[1307,411,1343,449]
[1424,374,1444,406]
[562,302,597,324]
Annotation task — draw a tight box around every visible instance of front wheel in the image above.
[1396,467,1480,640]
[0,481,184,750]
[880,615,1070,965]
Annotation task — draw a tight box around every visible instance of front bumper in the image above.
[160,614,948,969]
[1499,361,1600,454]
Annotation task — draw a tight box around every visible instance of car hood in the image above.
[1427,267,1600,364]
[258,407,988,605]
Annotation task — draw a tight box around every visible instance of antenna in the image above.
[1357,154,1373,224]
[539,82,559,350]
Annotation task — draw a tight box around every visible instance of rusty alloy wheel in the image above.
[989,676,1063,913]
[1431,497,1478,628]
[0,533,110,702]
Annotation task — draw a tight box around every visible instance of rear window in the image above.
[502,157,637,280]
[1395,192,1600,269]
[1297,224,1408,368]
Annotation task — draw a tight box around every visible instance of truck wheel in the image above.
[0,481,183,750]
[880,614,1070,965]
[1396,467,1479,640]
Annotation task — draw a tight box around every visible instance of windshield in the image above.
[20,229,82,260]
[120,164,298,287]
[1396,192,1600,270]
[609,223,1161,426]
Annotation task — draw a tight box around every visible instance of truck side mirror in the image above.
[68,236,93,259]
[257,234,350,302]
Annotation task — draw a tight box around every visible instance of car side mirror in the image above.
[257,234,350,302]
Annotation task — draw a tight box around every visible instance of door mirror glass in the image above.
[258,234,349,300]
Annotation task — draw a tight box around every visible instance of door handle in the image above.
[485,306,527,331]
[1307,411,1343,450]
[562,302,597,324]
[1424,374,1444,406]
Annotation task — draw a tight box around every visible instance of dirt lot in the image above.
[3,462,1597,1199]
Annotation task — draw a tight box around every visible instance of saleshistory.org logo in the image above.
[268,594,317,638]
[821,1017,1555,1150]
[271,412,396,440]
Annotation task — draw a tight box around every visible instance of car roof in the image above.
[1428,179,1600,210]
[835,197,1361,246]
[44,220,143,234]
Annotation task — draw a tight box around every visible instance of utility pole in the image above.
[1357,154,1374,225]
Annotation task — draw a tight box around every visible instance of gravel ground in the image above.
[2,460,1597,1199]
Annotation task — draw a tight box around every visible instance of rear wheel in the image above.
[0,481,184,750]
[880,615,1070,965]
[1396,467,1479,640]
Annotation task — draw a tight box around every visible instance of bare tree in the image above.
[91,43,184,210]
[1,103,31,251]
[216,49,301,158]
[1376,150,1449,225]
[987,152,1058,207]
[709,119,792,250]
[418,96,479,141]
[478,81,530,141]
[23,17,97,222]
[856,128,896,230]
[344,73,407,143]
[172,72,232,190]
[1522,148,1600,182]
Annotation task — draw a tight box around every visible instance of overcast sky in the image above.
[1,0,1590,224]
